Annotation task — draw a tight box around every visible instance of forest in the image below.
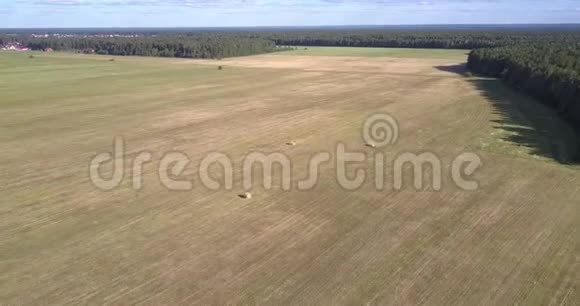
[0,34,284,59]
[4,28,580,58]
[468,43,580,127]
[258,29,580,49]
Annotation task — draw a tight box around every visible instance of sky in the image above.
[1,0,579,28]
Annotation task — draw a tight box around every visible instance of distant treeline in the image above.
[4,29,580,59]
[468,43,580,126]
[259,30,580,49]
[0,35,286,59]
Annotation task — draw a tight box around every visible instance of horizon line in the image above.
[2,23,580,30]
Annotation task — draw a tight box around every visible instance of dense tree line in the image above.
[3,29,580,57]
[265,31,523,49]
[1,35,285,59]
[468,43,580,125]
[4,29,580,59]
[254,30,580,50]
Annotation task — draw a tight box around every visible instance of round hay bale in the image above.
[218,65,223,70]
[239,192,252,199]
[365,142,376,148]
[286,141,297,146]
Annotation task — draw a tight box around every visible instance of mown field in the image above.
[276,46,470,59]
[0,49,578,304]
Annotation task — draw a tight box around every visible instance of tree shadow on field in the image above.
[435,64,580,165]
[434,63,468,75]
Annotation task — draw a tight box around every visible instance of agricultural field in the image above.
[276,46,470,59]
[0,49,578,304]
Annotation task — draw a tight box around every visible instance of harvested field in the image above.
[275,46,470,59]
[191,54,466,77]
[0,50,578,305]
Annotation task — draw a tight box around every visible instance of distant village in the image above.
[0,41,29,51]
[30,33,142,38]
[1,33,144,52]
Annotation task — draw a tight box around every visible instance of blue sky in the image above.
[1,0,579,28]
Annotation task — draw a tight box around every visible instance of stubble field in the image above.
[0,48,578,304]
